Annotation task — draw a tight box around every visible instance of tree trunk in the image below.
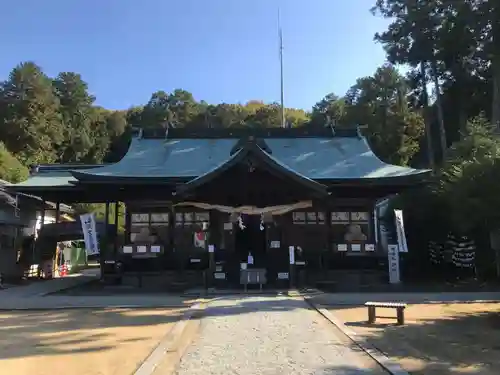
[491,3,500,131]
[491,66,500,132]
[492,52,500,131]
[430,58,447,163]
[421,61,435,171]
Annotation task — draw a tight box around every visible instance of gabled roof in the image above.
[70,135,428,182]
[9,126,431,190]
[177,140,328,196]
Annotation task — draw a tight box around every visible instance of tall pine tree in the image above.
[0,62,63,164]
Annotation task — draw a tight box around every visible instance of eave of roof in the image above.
[176,141,329,197]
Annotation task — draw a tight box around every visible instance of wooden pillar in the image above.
[105,202,110,227]
[114,202,119,229]
[325,204,332,276]
[36,203,46,275]
[104,202,110,262]
[55,202,60,223]
[368,305,376,324]
[114,202,119,257]
[40,203,46,232]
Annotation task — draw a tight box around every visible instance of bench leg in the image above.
[368,306,376,324]
[397,308,405,325]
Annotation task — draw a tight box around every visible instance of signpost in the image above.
[387,244,401,284]
[289,246,295,288]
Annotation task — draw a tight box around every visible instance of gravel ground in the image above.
[174,296,388,375]
[0,308,183,375]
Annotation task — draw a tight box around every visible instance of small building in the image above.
[9,126,429,288]
[0,179,73,279]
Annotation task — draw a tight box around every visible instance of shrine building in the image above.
[9,125,429,289]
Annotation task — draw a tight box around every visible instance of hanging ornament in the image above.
[260,213,265,231]
[238,215,246,230]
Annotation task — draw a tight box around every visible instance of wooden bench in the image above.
[365,301,407,325]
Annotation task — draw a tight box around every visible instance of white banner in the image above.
[289,246,295,265]
[394,209,408,253]
[80,213,99,255]
[388,244,401,284]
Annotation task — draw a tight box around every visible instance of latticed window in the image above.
[292,211,325,225]
[174,212,210,227]
[130,212,170,244]
[331,211,371,251]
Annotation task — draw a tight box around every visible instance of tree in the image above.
[0,142,29,183]
[344,64,425,165]
[139,89,202,128]
[53,72,97,162]
[246,103,282,128]
[0,62,63,164]
[437,115,500,232]
[372,0,455,164]
[310,93,346,127]
[140,91,173,128]
[203,104,249,128]
[372,0,498,148]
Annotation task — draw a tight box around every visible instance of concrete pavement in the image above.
[0,294,197,310]
[0,267,100,298]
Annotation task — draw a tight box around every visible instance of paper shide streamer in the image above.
[238,215,246,230]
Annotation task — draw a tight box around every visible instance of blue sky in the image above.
[0,0,391,111]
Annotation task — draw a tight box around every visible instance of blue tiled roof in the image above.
[265,137,427,179]
[74,138,239,178]
[12,134,429,188]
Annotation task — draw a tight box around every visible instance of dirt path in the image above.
[329,303,500,375]
[0,307,184,375]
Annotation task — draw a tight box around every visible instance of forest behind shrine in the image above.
[1,0,500,277]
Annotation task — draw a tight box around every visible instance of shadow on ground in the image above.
[0,307,185,360]
[314,365,388,374]
[337,306,500,375]
[0,296,306,361]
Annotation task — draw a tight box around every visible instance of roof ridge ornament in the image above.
[326,115,336,136]
[230,136,272,156]
[356,125,368,139]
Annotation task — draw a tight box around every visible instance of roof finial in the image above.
[29,164,39,175]
[356,125,363,138]
[205,111,213,129]
[327,115,336,136]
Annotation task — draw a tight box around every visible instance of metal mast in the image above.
[278,9,286,128]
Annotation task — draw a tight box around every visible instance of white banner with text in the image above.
[80,213,100,256]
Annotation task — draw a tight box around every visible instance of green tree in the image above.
[53,72,97,162]
[0,142,29,183]
[344,64,425,165]
[140,89,201,128]
[310,93,347,127]
[437,115,500,232]
[0,62,63,164]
